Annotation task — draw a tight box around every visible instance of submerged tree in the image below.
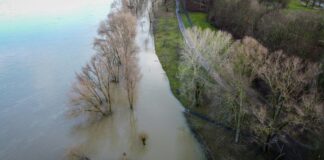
[95,9,140,110]
[95,11,137,83]
[70,55,112,118]
[69,4,140,119]
[124,53,140,110]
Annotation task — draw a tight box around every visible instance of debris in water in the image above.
[139,132,148,146]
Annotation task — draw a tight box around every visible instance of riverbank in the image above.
[151,1,212,158]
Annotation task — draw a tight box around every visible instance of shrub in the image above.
[208,0,324,60]
[255,11,324,59]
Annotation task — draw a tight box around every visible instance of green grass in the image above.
[153,10,190,106]
[181,12,216,30]
[287,0,324,14]
[181,14,190,27]
[189,12,216,30]
[288,0,314,11]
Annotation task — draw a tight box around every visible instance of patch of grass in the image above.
[181,12,216,30]
[153,7,190,106]
[181,14,190,28]
[287,0,324,13]
[189,12,216,30]
[288,0,313,11]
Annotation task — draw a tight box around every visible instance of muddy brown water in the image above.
[0,0,205,159]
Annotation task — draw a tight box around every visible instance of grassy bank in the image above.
[152,1,214,159]
[288,0,324,12]
[152,3,190,106]
[181,12,215,29]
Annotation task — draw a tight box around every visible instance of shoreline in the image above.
[151,1,212,159]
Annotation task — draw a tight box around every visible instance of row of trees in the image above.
[179,27,323,156]
[207,0,324,60]
[69,8,140,119]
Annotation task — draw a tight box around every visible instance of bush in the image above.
[260,0,291,8]
[255,11,324,59]
[208,0,267,38]
[208,0,324,60]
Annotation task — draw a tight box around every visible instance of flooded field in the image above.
[0,0,204,159]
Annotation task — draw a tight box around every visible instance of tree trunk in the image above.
[312,0,316,7]
[263,133,272,152]
[306,0,310,7]
[128,91,134,110]
[235,87,243,143]
[195,81,200,107]
[130,103,133,110]
[235,121,241,143]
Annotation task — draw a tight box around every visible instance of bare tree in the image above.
[95,9,139,111]
[124,52,140,110]
[111,11,140,110]
[239,37,322,150]
[70,55,112,118]
[180,27,233,108]
[95,11,137,83]
[184,27,249,142]
[69,2,140,121]
[223,82,249,143]
[178,34,206,108]
[183,27,322,145]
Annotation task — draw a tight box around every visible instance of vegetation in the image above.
[233,37,322,149]
[208,0,324,60]
[178,36,206,108]
[154,0,324,159]
[69,5,139,119]
[183,0,324,97]
[180,26,323,159]
[70,55,113,117]
[288,0,314,10]
[181,12,214,29]
[139,132,148,146]
[153,1,184,103]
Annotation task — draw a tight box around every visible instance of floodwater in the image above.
[0,0,204,159]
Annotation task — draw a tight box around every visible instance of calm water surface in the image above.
[0,0,204,159]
